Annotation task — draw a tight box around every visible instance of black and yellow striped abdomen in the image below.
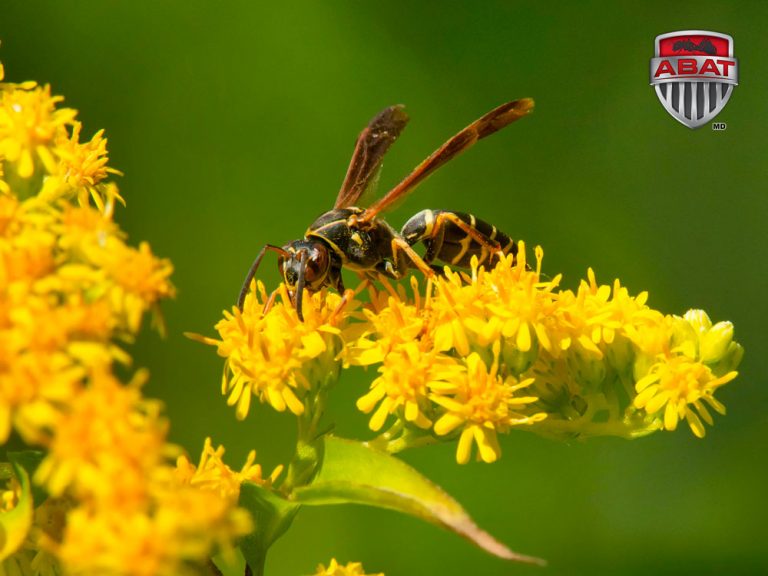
[400,209,517,269]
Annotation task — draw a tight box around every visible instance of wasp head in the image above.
[279,240,332,292]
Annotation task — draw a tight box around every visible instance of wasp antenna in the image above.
[238,244,289,310]
[294,249,309,322]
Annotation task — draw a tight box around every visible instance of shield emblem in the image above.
[650,31,738,129]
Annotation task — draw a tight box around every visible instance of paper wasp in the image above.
[238,98,534,320]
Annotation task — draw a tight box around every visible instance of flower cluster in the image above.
[313,558,384,576]
[217,241,742,464]
[0,62,257,575]
[191,281,360,421]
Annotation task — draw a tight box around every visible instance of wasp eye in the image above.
[304,262,318,282]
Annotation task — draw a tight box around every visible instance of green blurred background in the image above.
[2,1,766,574]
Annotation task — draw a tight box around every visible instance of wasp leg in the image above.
[328,265,345,293]
[373,259,400,280]
[262,287,279,316]
[330,288,355,323]
[422,216,447,265]
[432,212,502,258]
[390,237,437,279]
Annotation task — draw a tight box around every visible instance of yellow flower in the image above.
[102,241,176,333]
[356,342,464,432]
[0,349,84,444]
[34,367,167,504]
[0,57,249,576]
[57,492,251,576]
[431,347,545,464]
[174,437,283,501]
[430,246,562,373]
[313,558,384,576]
[51,122,123,211]
[192,282,354,420]
[345,276,427,367]
[634,350,737,438]
[0,82,77,179]
[558,268,663,356]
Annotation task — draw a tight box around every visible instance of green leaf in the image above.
[0,461,34,561]
[238,482,301,576]
[291,436,544,565]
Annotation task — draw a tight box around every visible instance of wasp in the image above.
[238,99,534,320]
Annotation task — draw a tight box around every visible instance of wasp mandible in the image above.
[238,99,534,320]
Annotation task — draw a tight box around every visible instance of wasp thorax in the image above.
[280,240,331,291]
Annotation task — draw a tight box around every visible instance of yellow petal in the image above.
[283,388,305,416]
[685,407,706,438]
[369,399,391,432]
[474,426,500,463]
[456,427,474,464]
[235,386,252,420]
[434,413,463,436]
[663,402,679,431]
[516,322,531,352]
[356,386,386,413]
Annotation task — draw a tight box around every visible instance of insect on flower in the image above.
[238,99,534,320]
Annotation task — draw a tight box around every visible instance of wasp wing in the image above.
[358,99,534,223]
[334,105,410,209]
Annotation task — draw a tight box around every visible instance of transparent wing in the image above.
[334,105,409,209]
[359,98,534,223]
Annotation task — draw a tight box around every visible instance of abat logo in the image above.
[650,31,738,129]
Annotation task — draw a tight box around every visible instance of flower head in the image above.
[431,346,545,464]
[632,310,741,437]
[313,558,384,576]
[0,58,250,576]
[356,342,464,432]
[192,282,356,420]
[175,437,284,501]
[51,122,123,210]
[0,82,76,180]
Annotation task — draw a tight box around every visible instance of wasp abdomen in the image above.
[401,209,517,269]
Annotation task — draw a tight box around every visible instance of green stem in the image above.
[531,417,657,439]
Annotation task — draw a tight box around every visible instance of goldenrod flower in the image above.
[57,490,252,576]
[0,82,76,180]
[356,342,464,432]
[632,310,740,437]
[634,353,736,437]
[557,268,663,356]
[430,247,562,373]
[201,235,743,462]
[102,240,175,334]
[34,367,166,503]
[0,59,253,575]
[175,437,284,501]
[431,346,545,464]
[193,282,355,420]
[345,276,428,366]
[51,122,123,210]
[0,349,84,445]
[313,558,384,576]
